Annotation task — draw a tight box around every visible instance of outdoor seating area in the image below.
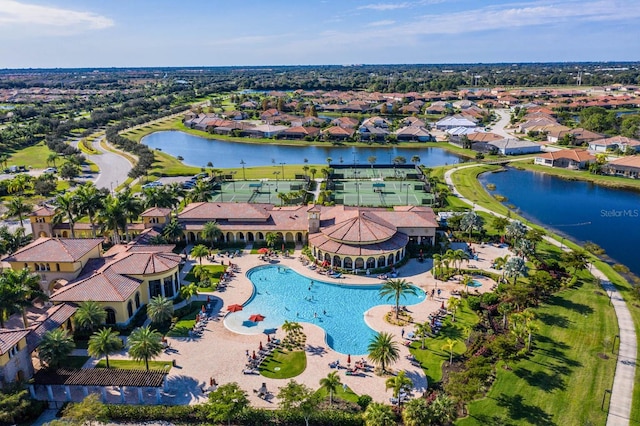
[243,337,281,373]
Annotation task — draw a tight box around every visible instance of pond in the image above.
[480,168,640,276]
[141,131,465,168]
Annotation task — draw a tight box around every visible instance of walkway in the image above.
[445,163,637,425]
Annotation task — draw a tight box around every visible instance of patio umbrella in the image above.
[250,314,265,322]
[259,341,263,351]
[267,335,271,342]
[441,301,445,310]
[252,351,257,360]
[258,248,269,254]
[347,354,351,365]
[227,304,243,312]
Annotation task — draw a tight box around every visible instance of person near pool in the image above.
[401,328,405,338]
[437,288,442,298]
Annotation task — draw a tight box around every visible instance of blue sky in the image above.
[1,0,639,68]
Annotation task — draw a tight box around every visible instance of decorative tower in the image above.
[29,206,56,238]
[307,205,320,234]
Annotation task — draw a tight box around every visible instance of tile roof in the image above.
[536,149,595,162]
[608,156,640,168]
[0,329,30,355]
[141,207,172,217]
[26,303,78,351]
[179,202,272,221]
[309,231,408,257]
[2,237,103,263]
[50,269,142,303]
[322,211,397,244]
[30,206,55,217]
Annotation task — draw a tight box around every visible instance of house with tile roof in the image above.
[534,149,596,169]
[0,329,32,387]
[604,156,640,178]
[588,136,640,153]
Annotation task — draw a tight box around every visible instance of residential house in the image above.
[401,117,426,128]
[331,117,360,129]
[588,136,640,153]
[534,149,596,169]
[322,126,355,141]
[604,156,640,178]
[434,115,477,130]
[279,126,321,140]
[244,124,288,138]
[486,139,542,155]
[548,128,603,145]
[361,116,391,128]
[395,126,432,142]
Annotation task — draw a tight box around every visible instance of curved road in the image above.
[71,135,134,191]
[445,164,636,426]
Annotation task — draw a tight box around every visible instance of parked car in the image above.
[43,167,57,174]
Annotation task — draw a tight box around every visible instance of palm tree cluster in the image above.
[432,248,469,280]
[0,268,47,328]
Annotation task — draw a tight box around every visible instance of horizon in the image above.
[2,0,640,68]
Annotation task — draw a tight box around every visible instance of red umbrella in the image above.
[250,314,265,322]
[267,334,271,342]
[252,351,256,359]
[227,304,243,312]
[347,354,351,364]
[441,301,445,310]
[258,247,269,254]
[259,341,263,351]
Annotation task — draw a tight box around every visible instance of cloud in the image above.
[0,0,113,32]
[367,20,396,27]
[358,3,410,11]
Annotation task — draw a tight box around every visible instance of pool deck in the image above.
[103,243,506,408]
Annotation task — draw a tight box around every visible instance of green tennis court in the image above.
[331,167,420,180]
[331,180,435,207]
[209,180,308,204]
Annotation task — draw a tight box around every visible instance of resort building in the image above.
[0,329,32,387]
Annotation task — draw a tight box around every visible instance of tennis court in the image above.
[331,180,435,207]
[209,180,308,204]
[331,167,421,180]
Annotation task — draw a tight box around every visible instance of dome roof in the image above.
[322,211,396,244]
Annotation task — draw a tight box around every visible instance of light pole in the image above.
[273,171,280,191]
[279,162,285,180]
[240,159,246,180]
[231,171,237,191]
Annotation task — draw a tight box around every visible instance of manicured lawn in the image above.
[409,299,479,384]
[316,384,359,404]
[4,142,57,169]
[65,355,90,369]
[95,359,172,371]
[183,264,226,284]
[148,150,202,177]
[259,349,306,379]
[459,278,618,426]
[449,164,512,217]
[166,302,205,337]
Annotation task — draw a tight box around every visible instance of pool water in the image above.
[224,265,425,355]
[469,280,483,288]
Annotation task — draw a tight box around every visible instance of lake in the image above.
[480,168,640,276]
[141,131,465,168]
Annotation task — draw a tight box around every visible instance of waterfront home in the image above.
[434,115,477,130]
[331,116,360,128]
[401,116,426,128]
[244,124,288,138]
[604,156,640,178]
[278,126,321,140]
[361,116,391,128]
[588,136,640,153]
[395,126,431,142]
[358,125,389,141]
[547,127,603,145]
[484,138,541,155]
[322,126,355,141]
[534,149,596,169]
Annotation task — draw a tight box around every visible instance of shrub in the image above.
[357,394,373,410]
[467,295,482,311]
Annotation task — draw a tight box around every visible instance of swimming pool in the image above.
[469,280,483,288]
[224,265,425,355]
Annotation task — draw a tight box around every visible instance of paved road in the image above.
[445,163,637,425]
[70,135,134,191]
[492,109,515,139]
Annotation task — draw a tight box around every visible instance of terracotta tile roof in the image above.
[322,211,397,244]
[108,251,181,276]
[27,303,78,351]
[30,206,55,217]
[467,132,502,142]
[179,202,272,221]
[0,329,30,355]
[323,126,355,136]
[536,149,595,162]
[309,231,408,257]
[141,207,172,217]
[50,270,142,303]
[591,136,640,147]
[608,156,640,168]
[2,237,103,263]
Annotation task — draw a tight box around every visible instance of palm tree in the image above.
[75,183,103,237]
[202,221,222,249]
[319,371,341,406]
[117,188,143,241]
[505,220,527,247]
[447,297,461,322]
[385,370,413,408]
[47,153,59,167]
[441,338,457,365]
[379,279,418,320]
[498,302,514,329]
[363,402,396,426]
[452,249,469,274]
[326,157,332,166]
[146,295,174,324]
[162,219,183,243]
[39,329,75,369]
[190,244,210,265]
[0,268,46,328]
[442,249,454,275]
[191,179,213,203]
[402,398,432,426]
[73,300,107,333]
[368,332,400,374]
[460,210,484,241]
[504,256,528,285]
[0,154,8,169]
[192,265,213,287]
[302,165,309,177]
[98,195,127,244]
[6,197,31,227]
[309,168,317,180]
[414,321,431,350]
[432,253,442,280]
[282,320,303,341]
[430,393,456,424]
[493,255,510,282]
[265,232,279,249]
[515,238,535,260]
[525,228,546,252]
[411,155,421,165]
[180,283,199,304]
[492,216,509,236]
[53,192,79,238]
[127,326,163,371]
[460,275,474,294]
[88,328,122,368]
[368,156,377,169]
[7,173,32,195]
[562,249,589,274]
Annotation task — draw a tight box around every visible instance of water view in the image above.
[142,131,465,168]
[224,265,425,355]
[480,168,640,276]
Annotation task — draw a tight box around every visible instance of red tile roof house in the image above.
[322,126,355,141]
[278,126,321,140]
[534,149,596,169]
[395,126,432,142]
[604,156,640,178]
[331,117,360,129]
[547,128,603,145]
[588,136,640,153]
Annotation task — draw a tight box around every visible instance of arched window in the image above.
[127,301,133,318]
[366,257,376,269]
[343,257,353,269]
[377,256,386,268]
[355,258,365,269]
[135,292,141,309]
[105,308,116,325]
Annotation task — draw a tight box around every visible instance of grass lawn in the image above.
[459,278,618,426]
[4,142,57,169]
[316,384,359,404]
[166,302,205,337]
[409,299,479,384]
[259,349,306,379]
[183,264,226,284]
[95,359,172,371]
[65,355,90,369]
[147,149,201,178]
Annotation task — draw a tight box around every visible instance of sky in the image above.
[1,0,639,68]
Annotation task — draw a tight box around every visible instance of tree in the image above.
[460,210,484,241]
[441,338,457,365]
[411,155,421,165]
[302,165,309,177]
[368,332,400,374]
[451,248,469,273]
[146,295,174,324]
[180,283,199,304]
[385,370,413,408]
[277,380,320,426]
[379,279,418,320]
[363,402,396,426]
[60,393,108,426]
[127,326,163,371]
[6,197,31,227]
[447,296,461,321]
[460,275,474,294]
[514,238,535,260]
[326,157,332,166]
[432,253,442,280]
[0,225,30,257]
[498,302,514,329]
[430,393,457,424]
[98,195,126,244]
[505,220,526,246]
[492,216,509,235]
[414,321,431,350]
[47,153,59,167]
[75,183,103,237]
[162,219,184,243]
[368,156,377,169]
[0,268,46,328]
[393,156,407,165]
[117,188,143,241]
[493,255,510,282]
[0,387,34,425]
[88,328,122,368]
[525,228,546,252]
[309,167,317,179]
[190,244,210,265]
[60,161,81,181]
[73,300,107,334]
[53,192,79,238]
[265,232,280,249]
[191,179,213,203]
[562,249,589,274]
[202,221,222,249]
[7,174,32,195]
[319,371,341,406]
[504,256,528,285]
[402,398,434,426]
[282,320,303,340]
[205,382,249,426]
[39,329,75,369]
